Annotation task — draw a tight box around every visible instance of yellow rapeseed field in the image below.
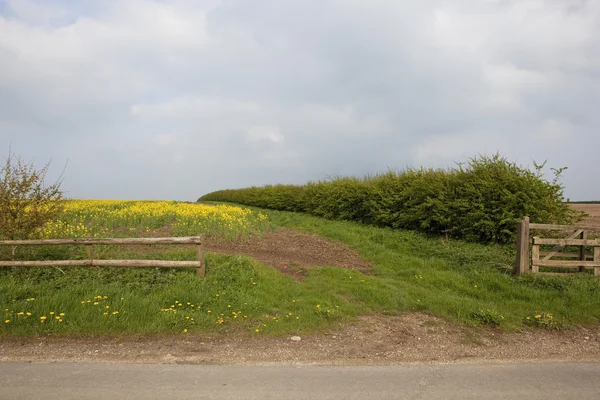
[36,200,268,239]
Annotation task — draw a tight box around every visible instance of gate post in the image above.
[515,216,530,275]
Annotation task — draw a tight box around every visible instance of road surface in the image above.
[1,362,599,399]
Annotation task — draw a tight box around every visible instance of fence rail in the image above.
[515,217,600,276]
[0,236,206,276]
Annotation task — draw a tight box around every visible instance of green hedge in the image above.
[199,155,583,244]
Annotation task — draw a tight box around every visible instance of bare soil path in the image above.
[1,313,599,365]
[205,228,372,278]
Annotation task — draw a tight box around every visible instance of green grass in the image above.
[2,204,600,336]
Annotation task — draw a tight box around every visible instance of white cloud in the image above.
[0,0,599,200]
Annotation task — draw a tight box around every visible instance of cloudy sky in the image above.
[0,0,598,201]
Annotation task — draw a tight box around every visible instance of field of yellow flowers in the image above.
[36,200,269,240]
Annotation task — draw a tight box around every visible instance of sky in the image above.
[0,0,598,201]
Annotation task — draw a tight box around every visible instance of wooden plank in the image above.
[515,217,530,275]
[0,236,203,246]
[535,260,600,268]
[196,243,205,277]
[529,223,600,231]
[533,238,600,246]
[0,259,201,268]
[92,260,201,268]
[531,244,540,273]
[579,231,588,272]
[541,229,584,261]
[0,260,92,267]
[540,252,592,259]
[537,272,578,276]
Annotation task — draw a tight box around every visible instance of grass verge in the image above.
[2,204,600,336]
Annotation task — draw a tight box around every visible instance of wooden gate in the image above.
[515,217,600,276]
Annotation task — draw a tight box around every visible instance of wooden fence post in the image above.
[515,216,530,275]
[579,230,587,272]
[85,245,95,261]
[196,242,205,277]
[594,247,600,277]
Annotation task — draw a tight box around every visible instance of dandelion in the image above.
[55,316,60,320]
[81,301,85,304]
[4,320,9,324]
[121,298,124,301]
[26,312,31,316]
[40,316,47,321]
[49,312,55,315]
[59,313,65,317]
[103,312,108,316]
[58,319,63,323]
[93,302,99,305]
[255,329,260,333]
[316,304,321,308]
[105,305,110,309]
[17,312,24,316]
[112,311,119,315]
[183,329,188,333]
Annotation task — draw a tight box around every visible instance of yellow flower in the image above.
[59,313,65,317]
[4,320,9,323]
[255,329,260,333]
[49,312,55,315]
[40,316,47,320]
[183,329,188,333]
[112,311,119,315]
[17,312,24,316]
[26,312,31,316]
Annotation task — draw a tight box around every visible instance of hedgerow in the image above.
[199,154,583,244]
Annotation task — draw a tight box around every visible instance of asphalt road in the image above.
[1,362,599,399]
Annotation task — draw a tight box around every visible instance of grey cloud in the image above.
[0,0,598,200]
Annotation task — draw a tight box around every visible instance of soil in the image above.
[205,228,372,279]
[571,204,600,228]
[1,313,599,365]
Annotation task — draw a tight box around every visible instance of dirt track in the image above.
[205,228,372,279]
[2,313,599,365]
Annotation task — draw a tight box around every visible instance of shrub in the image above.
[0,150,65,240]
[199,154,583,244]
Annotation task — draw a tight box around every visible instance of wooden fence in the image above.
[515,217,600,276]
[0,236,206,277]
